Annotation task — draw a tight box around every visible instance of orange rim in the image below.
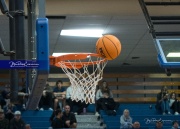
[49,53,107,69]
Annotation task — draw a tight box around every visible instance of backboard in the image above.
[156,39,180,68]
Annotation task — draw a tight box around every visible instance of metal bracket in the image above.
[0,38,15,56]
[8,10,25,17]
[2,51,15,56]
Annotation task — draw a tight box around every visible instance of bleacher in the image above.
[1,73,180,104]
[20,104,98,129]
[100,103,180,129]
[21,110,52,129]
[18,103,180,129]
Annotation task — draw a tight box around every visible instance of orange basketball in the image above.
[96,35,121,60]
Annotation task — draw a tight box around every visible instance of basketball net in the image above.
[57,54,107,104]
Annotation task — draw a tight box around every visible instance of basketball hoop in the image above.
[50,53,107,104]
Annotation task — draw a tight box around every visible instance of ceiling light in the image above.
[60,29,103,37]
[167,52,180,57]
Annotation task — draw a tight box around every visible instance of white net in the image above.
[58,54,107,104]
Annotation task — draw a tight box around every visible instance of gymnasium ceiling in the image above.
[0,0,180,73]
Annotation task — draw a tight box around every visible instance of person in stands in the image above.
[95,80,113,116]
[0,109,9,129]
[154,120,164,129]
[62,105,77,128]
[49,106,61,124]
[96,92,119,116]
[66,85,88,115]
[39,82,53,111]
[9,111,26,129]
[51,109,64,129]
[53,80,66,110]
[155,86,171,115]
[25,124,31,129]
[18,85,29,110]
[4,102,17,121]
[120,109,133,129]
[132,121,141,129]
[169,92,180,115]
[171,120,179,129]
[1,84,11,108]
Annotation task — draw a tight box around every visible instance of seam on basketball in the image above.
[104,36,118,59]
[102,37,112,59]
[105,36,119,56]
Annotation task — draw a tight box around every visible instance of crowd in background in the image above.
[0,80,180,129]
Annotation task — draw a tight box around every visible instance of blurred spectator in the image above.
[25,124,31,129]
[1,84,11,108]
[18,86,29,110]
[51,109,64,129]
[171,120,179,129]
[169,92,180,115]
[96,80,113,100]
[95,80,113,116]
[155,86,171,115]
[62,105,77,128]
[53,80,66,110]
[132,121,141,129]
[39,82,53,111]
[4,102,17,121]
[120,109,133,129]
[66,85,88,115]
[10,111,26,129]
[96,92,119,116]
[154,120,164,129]
[49,106,61,123]
[0,109,9,129]
[133,121,149,129]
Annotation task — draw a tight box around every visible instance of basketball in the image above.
[96,35,121,60]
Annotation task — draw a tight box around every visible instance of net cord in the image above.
[58,56,107,104]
